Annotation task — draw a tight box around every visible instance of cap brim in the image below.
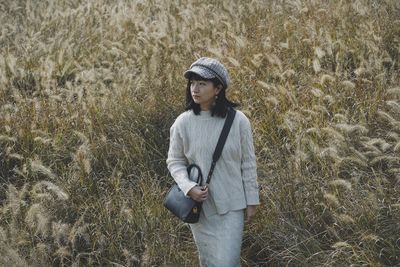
[183,65,216,80]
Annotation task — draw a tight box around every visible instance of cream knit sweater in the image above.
[166,109,260,217]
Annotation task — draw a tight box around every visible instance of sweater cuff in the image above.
[245,191,260,205]
[181,181,198,196]
[171,168,197,196]
[244,181,260,205]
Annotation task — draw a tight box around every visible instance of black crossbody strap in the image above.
[205,108,236,185]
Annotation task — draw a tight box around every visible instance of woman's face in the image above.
[190,79,221,111]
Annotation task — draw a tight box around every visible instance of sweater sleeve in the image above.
[166,120,197,196]
[240,115,260,205]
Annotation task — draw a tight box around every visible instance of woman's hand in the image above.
[245,205,257,224]
[187,186,208,202]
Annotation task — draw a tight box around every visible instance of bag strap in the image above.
[205,108,236,185]
[187,164,203,185]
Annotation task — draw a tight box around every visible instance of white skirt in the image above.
[190,209,245,267]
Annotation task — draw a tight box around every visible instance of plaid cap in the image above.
[184,57,230,89]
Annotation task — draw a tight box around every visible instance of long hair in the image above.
[185,73,239,117]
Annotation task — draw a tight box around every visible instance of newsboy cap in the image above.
[184,57,230,89]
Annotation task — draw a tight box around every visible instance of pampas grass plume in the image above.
[387,87,400,98]
[377,110,397,124]
[387,132,399,141]
[8,153,24,160]
[324,193,340,207]
[394,142,400,152]
[34,181,69,201]
[322,127,346,141]
[52,222,71,246]
[370,156,400,166]
[329,179,352,190]
[74,144,92,175]
[227,57,241,67]
[31,159,57,180]
[311,88,324,98]
[333,114,348,123]
[0,135,17,143]
[5,185,20,216]
[313,58,321,73]
[323,95,335,105]
[25,203,50,237]
[315,47,326,59]
[335,123,368,135]
[337,214,355,224]
[332,241,352,249]
[367,138,392,152]
[341,80,356,90]
[264,96,279,107]
[386,100,400,113]
[54,246,71,259]
[361,234,379,242]
[33,137,52,145]
[340,156,368,168]
[320,147,339,159]
[320,74,336,85]
[354,67,367,76]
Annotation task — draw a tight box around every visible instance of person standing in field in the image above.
[166,57,260,266]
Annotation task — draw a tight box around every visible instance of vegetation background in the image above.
[0,0,399,266]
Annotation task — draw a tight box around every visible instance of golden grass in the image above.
[0,0,399,266]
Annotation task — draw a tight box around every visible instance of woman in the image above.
[166,57,260,266]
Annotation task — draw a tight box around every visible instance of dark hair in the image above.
[185,73,239,117]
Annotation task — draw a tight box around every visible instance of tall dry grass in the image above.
[0,0,399,266]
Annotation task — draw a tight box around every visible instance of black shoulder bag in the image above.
[163,108,236,223]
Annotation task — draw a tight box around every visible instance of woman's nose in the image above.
[191,83,199,92]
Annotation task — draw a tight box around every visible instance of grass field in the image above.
[0,0,399,266]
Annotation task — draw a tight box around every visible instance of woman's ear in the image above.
[216,85,223,95]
